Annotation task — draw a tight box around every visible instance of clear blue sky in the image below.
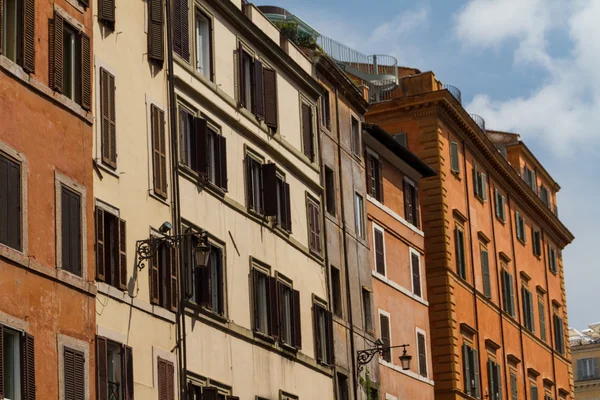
[260,0,600,331]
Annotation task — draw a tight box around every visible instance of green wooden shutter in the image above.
[481,248,491,298]
[450,142,459,173]
[473,348,481,399]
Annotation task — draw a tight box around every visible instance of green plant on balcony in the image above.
[274,22,318,50]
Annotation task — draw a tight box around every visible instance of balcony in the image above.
[109,381,120,400]
[470,114,486,134]
[442,84,462,105]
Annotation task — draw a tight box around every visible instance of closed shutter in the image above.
[463,344,472,395]
[96,337,108,400]
[22,0,35,73]
[576,359,583,381]
[0,155,21,250]
[528,291,535,332]
[148,0,164,64]
[157,358,168,400]
[166,361,174,400]
[455,227,465,278]
[118,219,127,290]
[450,142,459,173]
[151,105,168,198]
[52,11,64,92]
[193,117,207,177]
[326,310,334,365]
[64,347,75,400]
[268,276,279,339]
[539,300,546,341]
[380,314,390,362]
[173,0,189,60]
[510,373,518,400]
[374,229,385,275]
[412,252,422,297]
[481,173,487,201]
[418,333,427,377]
[594,357,600,379]
[262,163,277,216]
[169,246,178,312]
[123,345,134,400]
[98,0,116,27]
[377,158,384,203]
[100,68,117,168]
[508,273,515,316]
[481,249,491,298]
[23,333,35,400]
[496,363,502,400]
[96,208,106,281]
[217,135,227,190]
[254,59,265,119]
[282,182,291,232]
[150,247,160,305]
[237,43,245,107]
[74,350,85,400]
[522,287,529,329]
[62,187,82,276]
[203,387,218,400]
[263,68,277,129]
[487,360,494,399]
[473,348,481,399]
[531,385,538,400]
[81,33,91,110]
[292,289,302,349]
[302,104,313,160]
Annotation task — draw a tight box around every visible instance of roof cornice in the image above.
[314,55,369,113]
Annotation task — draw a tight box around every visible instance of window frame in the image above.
[480,244,491,299]
[494,188,506,223]
[194,6,214,81]
[94,201,128,290]
[246,150,265,215]
[462,339,481,399]
[416,327,428,378]
[350,115,361,156]
[403,176,420,228]
[276,274,295,348]
[366,149,384,202]
[362,286,373,332]
[378,309,392,363]
[58,333,90,400]
[250,261,272,337]
[330,265,343,318]
[515,211,527,244]
[473,164,487,202]
[313,297,333,365]
[320,90,331,131]
[410,247,422,298]
[324,165,336,217]
[522,283,535,333]
[306,195,322,254]
[501,266,516,317]
[548,244,558,274]
[450,141,460,175]
[146,98,170,202]
[300,100,316,162]
[0,143,28,254]
[372,223,387,277]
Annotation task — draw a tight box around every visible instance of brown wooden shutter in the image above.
[22,0,35,73]
[326,310,334,365]
[380,314,391,361]
[292,289,302,349]
[150,247,160,305]
[193,117,207,177]
[118,219,127,290]
[80,32,91,110]
[100,69,117,168]
[365,154,373,196]
[148,0,164,64]
[95,208,106,281]
[263,68,277,129]
[217,135,227,190]
[52,11,64,92]
[377,158,384,203]
[173,0,189,60]
[64,347,75,400]
[313,305,322,362]
[23,333,35,400]
[166,361,174,400]
[122,345,133,400]
[237,43,245,107]
[203,387,218,400]
[268,276,279,339]
[302,104,313,160]
[157,358,168,400]
[254,59,265,119]
[0,155,21,250]
[62,187,82,275]
[151,105,168,198]
[252,269,260,329]
[74,350,85,400]
[374,229,384,274]
[96,336,108,400]
[283,182,291,232]
[412,252,421,297]
[0,325,3,398]
[262,163,277,216]
[246,157,254,211]
[169,246,178,312]
[98,0,115,28]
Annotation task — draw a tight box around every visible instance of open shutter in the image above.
[64,348,75,400]
[52,11,64,92]
[283,182,291,231]
[74,351,85,400]
[98,0,116,28]
[150,247,160,305]
[203,387,218,400]
[377,158,384,202]
[262,163,277,216]
[268,276,279,339]
[108,71,117,166]
[380,314,391,361]
[487,361,494,399]
[246,157,254,211]
[263,68,277,129]
[148,0,164,64]
[403,180,412,222]
[193,117,207,177]
[418,333,427,377]
[22,333,35,400]
[97,336,108,400]
[313,305,322,362]
[450,142,459,173]
[365,155,373,196]
[521,287,528,328]
[292,290,302,349]
[326,310,334,365]
[481,173,487,201]
[123,345,134,400]
[508,273,515,315]
[169,246,178,312]
[412,252,421,297]
[254,59,265,119]
[496,364,502,400]
[173,0,189,60]
[473,166,479,197]
[374,229,384,274]
[198,257,211,307]
[96,208,106,281]
[100,69,117,168]
[473,348,481,399]
[22,0,35,73]
[81,33,91,110]
[118,219,127,290]
[0,325,3,398]
[152,106,168,198]
[463,344,472,395]
[301,104,313,160]
[217,135,227,190]
[237,43,245,107]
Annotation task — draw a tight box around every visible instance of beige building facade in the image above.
[571,325,600,400]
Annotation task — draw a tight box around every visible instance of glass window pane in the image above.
[3,329,21,399]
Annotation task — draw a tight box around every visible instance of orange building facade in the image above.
[366,72,575,400]
[363,124,437,400]
[0,0,96,398]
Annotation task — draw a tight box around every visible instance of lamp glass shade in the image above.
[193,242,211,268]
[399,353,412,370]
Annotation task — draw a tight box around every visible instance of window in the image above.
[96,336,133,400]
[473,165,487,201]
[393,132,408,148]
[487,358,502,400]
[1,326,35,400]
[532,228,541,257]
[501,268,515,316]
[278,279,301,348]
[355,193,365,239]
[64,347,85,400]
[151,104,168,198]
[195,10,212,79]
[99,68,117,168]
[307,197,322,254]
[1,0,35,71]
[539,296,546,342]
[462,342,481,399]
[0,152,21,251]
[450,142,460,174]
[64,24,81,103]
[577,357,600,381]
[540,185,551,207]
[523,166,537,193]
[379,313,391,362]
[95,206,127,290]
[544,391,554,400]
[251,267,271,336]
[515,211,526,243]
[530,382,539,400]
[274,174,291,232]
[246,154,264,214]
[187,379,235,400]
[373,226,386,275]
[336,373,349,400]
[510,371,518,400]
[366,153,383,202]
[417,330,428,378]
[61,186,82,276]
[331,266,343,317]
[157,358,175,400]
[191,241,225,315]
[263,165,291,232]
[351,116,361,155]
[481,246,491,298]
[314,301,334,365]
[149,241,178,312]
[302,103,315,161]
[324,166,336,216]
[548,245,558,274]
[320,91,331,130]
[98,0,116,29]
[522,285,535,332]
[403,178,420,228]
[362,288,373,332]
[411,250,422,298]
[455,225,466,279]
[495,189,506,222]
[553,310,565,355]
[238,46,255,112]
[147,0,164,65]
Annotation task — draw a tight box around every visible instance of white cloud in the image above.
[368,7,429,44]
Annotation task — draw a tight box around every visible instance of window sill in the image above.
[517,237,527,246]
[93,159,120,180]
[149,190,170,206]
[475,195,487,205]
[253,330,276,344]
[186,302,228,324]
[378,359,435,386]
[178,164,228,198]
[279,342,299,354]
[495,215,506,225]
[451,170,461,180]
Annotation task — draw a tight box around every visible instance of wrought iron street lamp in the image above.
[356,340,412,375]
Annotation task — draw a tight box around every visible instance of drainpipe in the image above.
[164,0,187,398]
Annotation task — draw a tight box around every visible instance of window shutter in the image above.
[95,208,106,281]
[100,69,117,168]
[314,305,322,362]
[412,252,421,297]
[365,155,373,196]
[482,250,491,298]
[380,314,391,362]
[96,336,108,400]
[0,155,21,250]
[377,158,384,203]
[450,142,459,173]
[473,348,481,399]
[496,363,502,400]
[473,166,479,197]
[150,248,160,305]
[22,0,36,73]
[64,347,75,400]
[246,157,254,211]
[487,361,494,399]
[98,0,116,27]
[193,117,208,177]
[463,344,472,395]
[326,310,334,365]
[157,358,168,400]
[203,387,218,400]
[418,333,427,377]
[62,188,82,275]
[52,11,64,93]
[576,359,583,381]
[148,0,164,64]
[531,385,538,400]
[152,106,168,198]
[173,0,189,60]
[454,227,464,278]
[22,333,35,400]
[374,229,385,275]
[283,182,291,232]
[268,276,279,339]
[117,219,127,290]
[529,292,535,332]
[108,71,117,166]
[481,173,487,201]
[80,31,92,110]
[403,180,412,223]
[594,357,600,378]
[539,300,546,341]
[292,289,302,349]
[508,273,515,316]
[414,183,420,228]
[169,246,178,312]
[217,135,227,190]
[237,43,245,107]
[74,350,85,400]
[522,287,529,328]
[0,325,3,398]
[254,59,265,119]
[262,163,277,216]
[511,374,518,400]
[302,104,313,160]
[252,269,260,329]
[263,68,277,129]
[123,345,134,400]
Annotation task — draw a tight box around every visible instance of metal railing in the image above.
[368,79,398,104]
[470,114,486,133]
[442,84,462,105]
[109,381,120,400]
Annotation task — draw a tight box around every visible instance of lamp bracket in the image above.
[135,231,206,271]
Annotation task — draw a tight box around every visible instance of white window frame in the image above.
[378,309,392,362]
[415,327,429,378]
[57,333,91,400]
[145,95,170,204]
[194,7,213,80]
[93,57,119,174]
[372,222,387,277]
[410,247,422,298]
[0,140,28,256]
